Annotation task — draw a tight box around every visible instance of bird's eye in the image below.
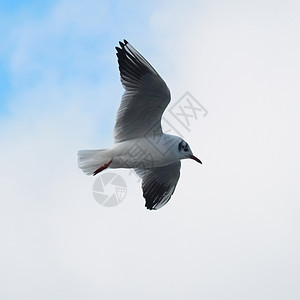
[184,148,188,152]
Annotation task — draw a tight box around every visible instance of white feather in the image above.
[77,149,110,175]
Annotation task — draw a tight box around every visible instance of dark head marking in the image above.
[178,140,189,152]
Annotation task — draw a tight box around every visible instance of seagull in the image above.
[78,39,202,210]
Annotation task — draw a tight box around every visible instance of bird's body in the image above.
[110,134,182,168]
[78,40,202,210]
[79,134,183,170]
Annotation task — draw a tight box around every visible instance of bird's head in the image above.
[178,139,202,164]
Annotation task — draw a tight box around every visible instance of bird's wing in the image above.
[135,162,181,210]
[114,40,171,143]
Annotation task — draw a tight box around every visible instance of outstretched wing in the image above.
[114,40,171,143]
[135,162,181,210]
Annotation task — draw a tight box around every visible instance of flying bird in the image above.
[78,40,202,210]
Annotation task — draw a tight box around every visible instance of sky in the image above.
[0,0,299,299]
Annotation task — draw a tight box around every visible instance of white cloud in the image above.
[0,0,299,299]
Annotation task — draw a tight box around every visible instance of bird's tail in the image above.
[77,149,112,176]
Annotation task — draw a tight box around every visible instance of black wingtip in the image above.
[124,39,128,45]
[146,205,155,210]
[145,200,158,210]
[119,41,125,48]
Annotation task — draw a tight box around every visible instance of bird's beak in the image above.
[189,155,202,164]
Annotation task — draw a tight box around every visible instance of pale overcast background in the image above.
[0,0,299,299]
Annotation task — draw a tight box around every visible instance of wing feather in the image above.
[114,40,171,142]
[135,162,181,210]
